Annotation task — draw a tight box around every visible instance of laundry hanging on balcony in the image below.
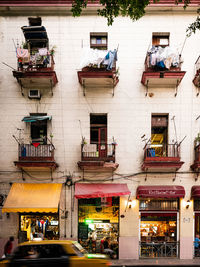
[147,46,180,70]
[79,48,117,70]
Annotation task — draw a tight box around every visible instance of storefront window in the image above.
[78,197,119,257]
[139,199,178,211]
[20,213,59,241]
[140,214,177,242]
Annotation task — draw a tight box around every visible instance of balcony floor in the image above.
[142,157,184,172]
[78,161,119,171]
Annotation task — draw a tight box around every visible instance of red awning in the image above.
[136,185,185,199]
[191,186,200,198]
[75,183,131,199]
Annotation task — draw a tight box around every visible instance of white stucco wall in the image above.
[0,7,200,259]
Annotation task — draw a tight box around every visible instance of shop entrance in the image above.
[194,200,200,257]
[139,199,179,258]
[19,213,59,242]
[78,197,119,258]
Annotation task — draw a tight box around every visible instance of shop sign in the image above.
[148,190,176,196]
[50,220,58,226]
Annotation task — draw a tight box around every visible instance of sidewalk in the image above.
[111,258,200,266]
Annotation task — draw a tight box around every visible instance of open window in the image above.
[151,114,168,157]
[90,32,108,50]
[152,32,170,47]
[90,114,107,158]
[30,113,48,144]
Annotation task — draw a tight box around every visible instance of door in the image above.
[98,127,107,158]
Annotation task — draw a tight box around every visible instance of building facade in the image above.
[0,0,200,260]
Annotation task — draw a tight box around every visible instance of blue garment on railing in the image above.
[104,49,118,70]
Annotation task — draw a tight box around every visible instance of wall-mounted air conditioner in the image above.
[28,89,40,99]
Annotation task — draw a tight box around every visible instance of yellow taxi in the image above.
[0,240,111,267]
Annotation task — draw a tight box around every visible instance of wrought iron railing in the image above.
[195,56,200,74]
[17,55,55,72]
[144,49,182,72]
[144,143,180,158]
[194,144,200,162]
[139,242,179,258]
[18,144,54,158]
[81,142,116,161]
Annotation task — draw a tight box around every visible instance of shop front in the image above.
[2,183,62,242]
[191,186,200,257]
[137,185,185,258]
[75,183,130,258]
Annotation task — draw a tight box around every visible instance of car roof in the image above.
[18,240,76,246]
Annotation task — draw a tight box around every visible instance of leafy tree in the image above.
[71,0,199,35]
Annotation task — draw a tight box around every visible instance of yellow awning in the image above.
[2,183,62,213]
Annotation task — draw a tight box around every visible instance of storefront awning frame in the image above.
[75,183,131,199]
[191,186,200,198]
[2,183,62,213]
[22,115,52,122]
[136,185,185,199]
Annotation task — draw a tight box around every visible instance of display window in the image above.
[140,213,177,243]
[19,213,59,241]
[194,202,200,257]
[139,197,179,258]
[78,197,119,258]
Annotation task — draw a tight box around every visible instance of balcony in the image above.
[141,46,186,96]
[14,144,58,171]
[12,25,58,94]
[77,142,119,171]
[191,144,200,172]
[142,144,184,172]
[77,49,119,96]
[193,56,200,95]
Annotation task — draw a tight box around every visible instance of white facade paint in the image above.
[0,6,200,259]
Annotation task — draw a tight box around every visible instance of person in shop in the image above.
[38,229,44,240]
[102,237,116,259]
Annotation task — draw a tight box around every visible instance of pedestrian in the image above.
[195,234,200,256]
[4,236,14,257]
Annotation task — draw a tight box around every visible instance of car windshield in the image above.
[72,242,88,256]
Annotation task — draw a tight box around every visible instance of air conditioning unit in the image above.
[28,89,40,99]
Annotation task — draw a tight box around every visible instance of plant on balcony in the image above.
[49,45,56,56]
[195,133,200,147]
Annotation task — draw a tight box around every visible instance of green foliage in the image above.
[71,0,192,26]
[186,9,200,36]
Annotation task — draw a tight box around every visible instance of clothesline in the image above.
[79,48,118,70]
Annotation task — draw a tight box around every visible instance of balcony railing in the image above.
[144,144,180,159]
[18,144,54,160]
[194,144,200,163]
[145,46,182,72]
[139,242,179,258]
[81,142,116,162]
[17,54,55,72]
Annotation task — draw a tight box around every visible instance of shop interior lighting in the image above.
[85,219,93,224]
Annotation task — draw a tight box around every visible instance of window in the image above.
[90,114,107,144]
[90,32,108,50]
[151,114,168,157]
[139,199,179,211]
[152,32,170,47]
[30,113,47,144]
